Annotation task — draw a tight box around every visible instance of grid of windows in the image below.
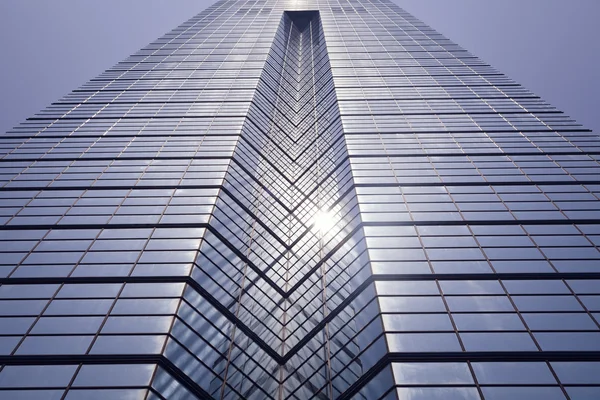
[1,0,599,398]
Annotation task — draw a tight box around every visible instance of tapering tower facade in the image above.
[1,0,600,399]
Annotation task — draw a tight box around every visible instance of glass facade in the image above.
[1,0,599,398]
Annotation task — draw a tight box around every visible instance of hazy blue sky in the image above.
[1,0,598,133]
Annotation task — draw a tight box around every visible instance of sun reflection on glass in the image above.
[312,209,336,236]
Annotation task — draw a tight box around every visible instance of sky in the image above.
[0,0,598,134]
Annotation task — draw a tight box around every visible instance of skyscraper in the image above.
[1,0,599,398]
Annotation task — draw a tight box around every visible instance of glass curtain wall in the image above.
[0,0,599,399]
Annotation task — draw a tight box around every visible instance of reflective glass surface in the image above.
[1,0,599,398]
